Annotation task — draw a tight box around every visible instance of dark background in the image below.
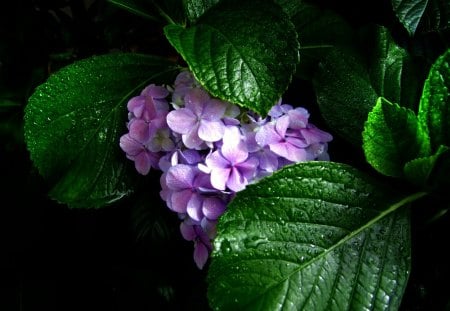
[1,0,449,310]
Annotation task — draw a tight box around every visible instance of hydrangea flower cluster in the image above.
[120,70,333,269]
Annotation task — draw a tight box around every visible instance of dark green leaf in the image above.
[184,0,220,23]
[108,0,186,24]
[314,26,423,146]
[313,47,378,146]
[208,161,423,311]
[291,3,355,80]
[367,27,426,111]
[164,0,299,116]
[274,0,303,17]
[363,97,430,177]
[24,53,176,208]
[417,0,450,34]
[108,0,159,21]
[392,0,429,36]
[404,145,449,186]
[418,48,450,150]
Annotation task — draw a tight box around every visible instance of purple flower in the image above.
[127,84,169,121]
[163,164,224,221]
[166,88,227,149]
[119,134,160,175]
[172,71,202,106]
[205,127,259,192]
[245,131,279,174]
[255,115,308,162]
[180,218,212,269]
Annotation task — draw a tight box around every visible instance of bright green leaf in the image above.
[392,0,429,36]
[164,0,299,116]
[363,97,431,177]
[24,53,176,208]
[418,48,450,151]
[208,161,424,311]
[404,145,449,186]
[184,0,220,23]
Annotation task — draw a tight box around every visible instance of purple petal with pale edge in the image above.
[119,134,142,156]
[127,96,146,116]
[182,126,203,149]
[134,151,153,175]
[129,119,150,143]
[165,164,196,190]
[221,140,248,164]
[286,135,308,148]
[227,167,247,192]
[202,99,227,120]
[205,151,229,169]
[210,167,230,191]
[270,142,307,162]
[194,241,209,269]
[301,126,333,144]
[179,149,203,165]
[180,221,196,241]
[275,115,289,136]
[255,124,281,147]
[198,120,225,142]
[141,84,169,99]
[187,193,204,221]
[166,109,197,134]
[169,189,192,213]
[288,107,309,129]
[202,197,226,220]
[257,149,279,172]
[185,88,210,115]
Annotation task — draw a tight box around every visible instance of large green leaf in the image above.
[24,53,176,208]
[418,48,450,151]
[363,97,430,177]
[208,161,424,311]
[164,0,299,116]
[313,26,424,146]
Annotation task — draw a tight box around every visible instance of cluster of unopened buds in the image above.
[120,70,333,269]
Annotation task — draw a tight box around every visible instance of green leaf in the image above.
[164,0,299,116]
[290,3,355,80]
[314,26,425,146]
[184,0,220,23]
[363,97,431,177]
[392,0,429,36]
[24,53,176,208]
[208,161,424,311]
[394,0,450,36]
[418,48,450,151]
[404,145,449,186]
